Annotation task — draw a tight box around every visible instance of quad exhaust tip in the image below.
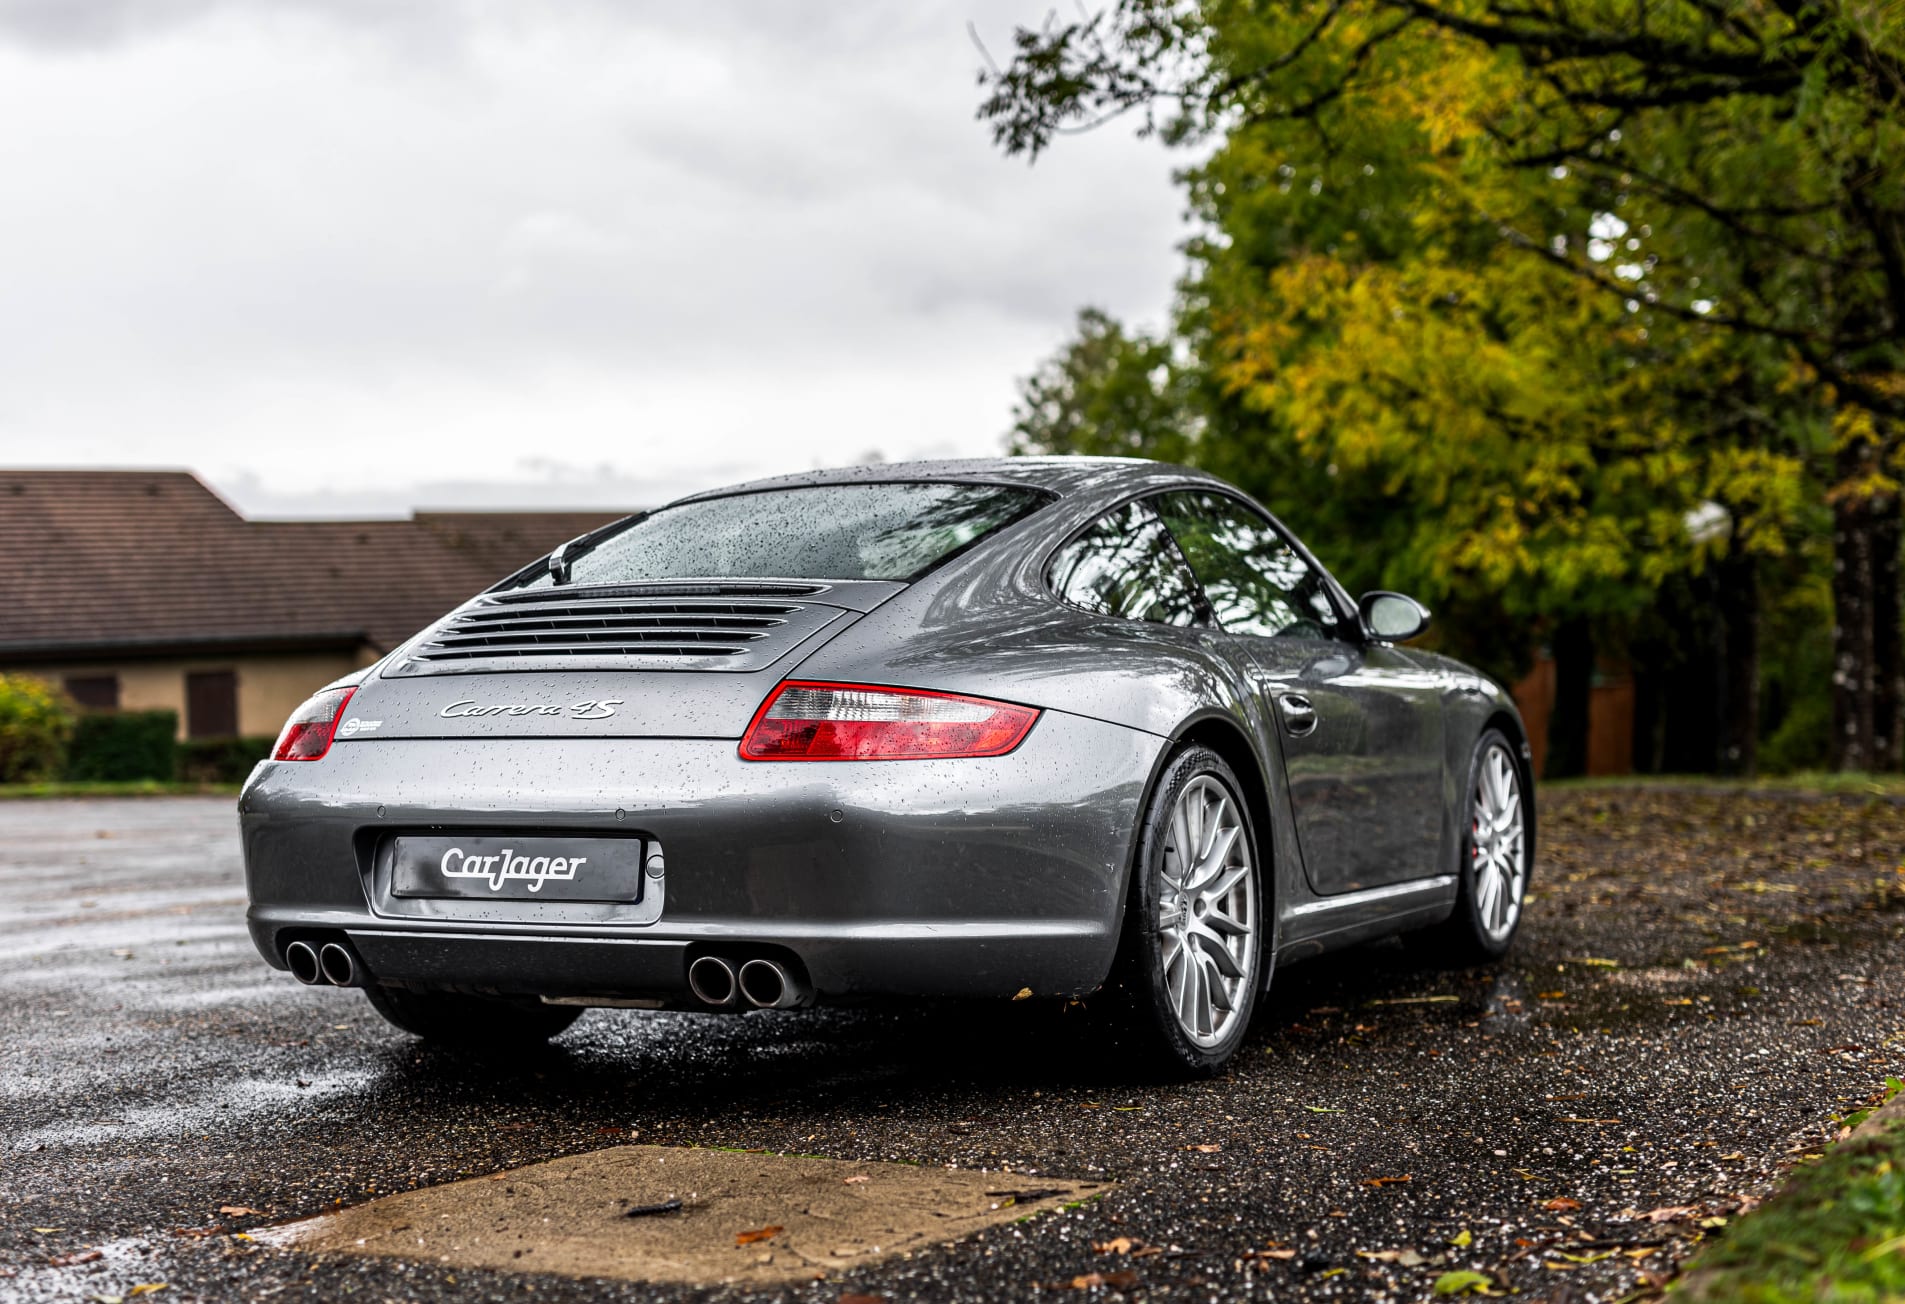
[286,939,361,987]
[687,955,738,1007]
[318,942,359,988]
[285,940,321,985]
[738,958,809,1010]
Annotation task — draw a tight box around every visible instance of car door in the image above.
[1151,490,1446,896]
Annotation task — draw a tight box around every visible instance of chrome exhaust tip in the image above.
[317,942,358,987]
[738,958,809,1010]
[686,955,738,1007]
[285,940,322,986]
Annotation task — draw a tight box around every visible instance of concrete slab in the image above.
[256,1145,1107,1288]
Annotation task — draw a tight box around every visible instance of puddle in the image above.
[256,1144,1107,1287]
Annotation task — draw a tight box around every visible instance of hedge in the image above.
[176,736,276,784]
[0,674,76,783]
[65,710,178,782]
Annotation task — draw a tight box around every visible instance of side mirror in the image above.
[1359,591,1430,642]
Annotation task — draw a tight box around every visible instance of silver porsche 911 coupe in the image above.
[242,457,1533,1075]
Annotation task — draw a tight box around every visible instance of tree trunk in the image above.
[1875,490,1903,772]
[1714,545,1760,777]
[1545,618,1593,780]
[1832,441,1885,772]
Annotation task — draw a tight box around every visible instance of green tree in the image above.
[1008,308,1202,461]
[0,674,75,784]
[981,0,1872,771]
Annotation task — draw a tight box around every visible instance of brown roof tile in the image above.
[0,470,629,658]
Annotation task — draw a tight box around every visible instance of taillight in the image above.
[271,686,356,761]
[739,681,1039,761]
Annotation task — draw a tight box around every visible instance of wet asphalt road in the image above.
[3,789,1904,1304]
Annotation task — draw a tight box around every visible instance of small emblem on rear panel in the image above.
[337,717,382,737]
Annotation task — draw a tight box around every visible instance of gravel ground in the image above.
[2,788,1902,1303]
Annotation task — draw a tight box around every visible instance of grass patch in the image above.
[0,779,243,800]
[1675,1081,1905,1303]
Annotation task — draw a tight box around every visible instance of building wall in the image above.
[9,649,375,739]
[1511,655,1635,778]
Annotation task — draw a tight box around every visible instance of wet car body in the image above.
[240,457,1532,1015]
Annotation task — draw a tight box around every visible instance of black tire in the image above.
[1098,744,1266,1078]
[1407,727,1532,964]
[361,985,585,1046]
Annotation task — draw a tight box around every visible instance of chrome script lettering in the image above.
[438,846,585,893]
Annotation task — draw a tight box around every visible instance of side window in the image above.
[1152,492,1342,640]
[1047,499,1205,628]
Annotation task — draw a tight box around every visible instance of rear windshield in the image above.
[502,481,1051,589]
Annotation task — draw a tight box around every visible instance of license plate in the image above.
[388,835,646,903]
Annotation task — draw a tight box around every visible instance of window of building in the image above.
[185,669,239,738]
[62,675,120,710]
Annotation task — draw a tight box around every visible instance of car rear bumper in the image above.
[240,709,1161,1002]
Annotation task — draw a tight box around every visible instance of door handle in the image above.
[1277,693,1318,737]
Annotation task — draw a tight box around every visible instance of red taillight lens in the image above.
[271,686,356,761]
[739,681,1040,761]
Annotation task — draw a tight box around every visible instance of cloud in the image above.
[0,2,1187,513]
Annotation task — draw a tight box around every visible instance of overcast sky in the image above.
[0,2,1185,516]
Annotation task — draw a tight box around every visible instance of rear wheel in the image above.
[1408,728,1530,963]
[1100,744,1265,1077]
[362,985,585,1046]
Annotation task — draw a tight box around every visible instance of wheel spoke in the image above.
[1192,929,1244,979]
[1206,956,1234,1012]
[1203,906,1249,937]
[1203,858,1251,903]
[1189,825,1241,889]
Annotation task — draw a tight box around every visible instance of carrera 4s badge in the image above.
[438,699,623,720]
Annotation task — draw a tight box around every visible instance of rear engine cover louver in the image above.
[385,583,846,676]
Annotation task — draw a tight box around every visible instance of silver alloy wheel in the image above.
[1471,742,1527,942]
[1158,774,1257,1047]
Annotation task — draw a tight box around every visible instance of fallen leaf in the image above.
[170,1226,223,1239]
[735,1226,783,1246]
[48,1251,103,1267]
[1188,1144,1222,1153]
[1364,1174,1412,1187]
[1012,987,1033,1001]
[1304,1106,1344,1114]
[1357,1248,1426,1266]
[216,1206,266,1217]
[1434,1270,1498,1296]
[1542,1198,1583,1211]
[1066,1270,1138,1289]
[1245,1248,1297,1260]
[1560,1117,1621,1125]
[1642,1206,1699,1223]
[1093,1237,1138,1254]
[1449,1229,1473,1248]
[843,1175,871,1185]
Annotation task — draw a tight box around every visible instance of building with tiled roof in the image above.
[0,470,628,739]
